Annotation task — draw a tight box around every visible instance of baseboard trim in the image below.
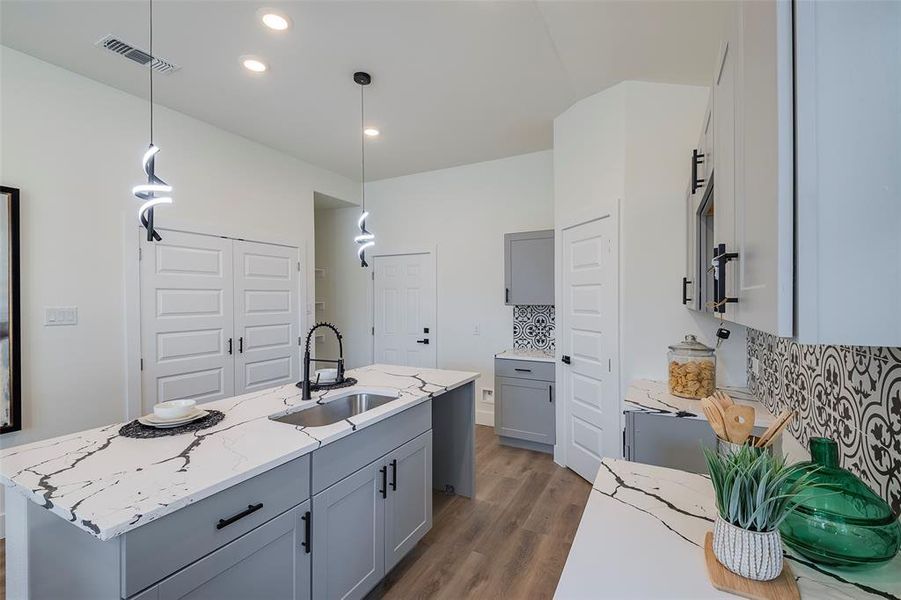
[475,408,494,427]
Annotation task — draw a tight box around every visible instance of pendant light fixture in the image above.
[353,71,375,267]
[132,0,172,242]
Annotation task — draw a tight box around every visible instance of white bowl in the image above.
[315,368,338,383]
[153,399,197,420]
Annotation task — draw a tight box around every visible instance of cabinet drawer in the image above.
[122,455,310,598]
[494,358,555,382]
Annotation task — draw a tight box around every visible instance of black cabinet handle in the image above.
[561,355,571,365]
[514,368,532,373]
[505,287,510,303]
[216,503,263,530]
[301,511,311,554]
[416,339,430,345]
[238,336,244,353]
[390,459,397,491]
[379,466,387,499]
[549,384,553,403]
[682,277,692,305]
[228,338,233,355]
[691,148,706,194]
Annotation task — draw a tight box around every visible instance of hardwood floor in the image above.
[0,426,590,600]
[371,425,591,600]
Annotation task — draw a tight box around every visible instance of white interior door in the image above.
[373,253,436,368]
[233,240,300,395]
[140,230,235,412]
[560,216,620,482]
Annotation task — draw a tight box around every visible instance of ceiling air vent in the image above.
[95,34,180,74]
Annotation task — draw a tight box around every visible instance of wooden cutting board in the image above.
[704,532,800,600]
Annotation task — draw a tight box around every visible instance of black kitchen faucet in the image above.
[300,322,345,400]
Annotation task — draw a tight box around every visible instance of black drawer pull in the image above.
[379,466,388,499]
[217,503,263,530]
[514,368,532,373]
[548,385,553,403]
[390,459,397,491]
[301,511,311,553]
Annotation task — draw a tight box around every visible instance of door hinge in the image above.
[140,358,144,371]
[371,271,375,281]
[138,247,142,261]
[371,326,375,335]
[608,358,612,372]
[297,261,301,272]
[298,336,302,346]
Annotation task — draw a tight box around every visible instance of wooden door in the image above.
[233,240,300,394]
[560,216,619,483]
[140,230,235,412]
[372,253,436,368]
[384,431,432,572]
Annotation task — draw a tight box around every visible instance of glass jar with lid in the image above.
[667,334,716,399]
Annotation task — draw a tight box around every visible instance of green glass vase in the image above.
[780,437,900,569]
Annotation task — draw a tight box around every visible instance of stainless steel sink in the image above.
[270,393,397,428]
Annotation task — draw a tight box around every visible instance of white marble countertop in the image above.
[0,364,478,541]
[495,348,555,363]
[624,379,776,428]
[555,458,900,599]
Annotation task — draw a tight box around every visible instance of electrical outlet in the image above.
[45,306,78,326]
[481,388,494,404]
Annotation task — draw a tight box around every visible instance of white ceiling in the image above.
[0,1,727,181]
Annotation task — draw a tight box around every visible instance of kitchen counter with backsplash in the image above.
[555,458,901,599]
[495,348,555,363]
[624,379,777,428]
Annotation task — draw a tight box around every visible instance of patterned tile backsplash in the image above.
[747,329,901,513]
[513,305,555,352]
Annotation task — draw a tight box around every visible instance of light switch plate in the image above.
[45,306,78,326]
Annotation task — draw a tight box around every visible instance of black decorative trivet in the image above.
[295,377,358,392]
[119,410,225,439]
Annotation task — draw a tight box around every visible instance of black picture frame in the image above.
[0,186,21,434]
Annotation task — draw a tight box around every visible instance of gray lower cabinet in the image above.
[496,376,555,446]
[137,503,311,600]
[504,229,554,305]
[385,431,433,572]
[312,431,433,600]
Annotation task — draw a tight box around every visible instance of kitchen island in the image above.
[1,364,478,600]
[554,458,900,599]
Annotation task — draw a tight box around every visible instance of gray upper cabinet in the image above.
[153,504,310,600]
[312,460,386,600]
[504,230,554,305]
[384,432,433,572]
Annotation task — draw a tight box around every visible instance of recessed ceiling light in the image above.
[242,57,268,73]
[364,128,380,137]
[259,10,291,31]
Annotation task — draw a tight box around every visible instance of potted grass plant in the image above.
[703,445,822,581]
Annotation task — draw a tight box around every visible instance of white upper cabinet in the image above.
[732,0,794,336]
[693,0,899,344]
[794,0,901,346]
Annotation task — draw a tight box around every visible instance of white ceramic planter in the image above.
[712,516,784,581]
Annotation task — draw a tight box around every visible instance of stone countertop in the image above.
[0,364,478,541]
[624,379,776,428]
[495,348,555,363]
[554,458,900,599]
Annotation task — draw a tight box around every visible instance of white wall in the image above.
[318,151,555,425]
[0,47,359,451]
[554,81,747,400]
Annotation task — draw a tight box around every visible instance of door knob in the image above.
[416,339,430,345]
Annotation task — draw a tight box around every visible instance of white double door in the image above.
[372,253,437,368]
[560,216,620,482]
[140,230,300,411]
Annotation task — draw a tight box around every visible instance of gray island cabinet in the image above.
[4,366,478,600]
